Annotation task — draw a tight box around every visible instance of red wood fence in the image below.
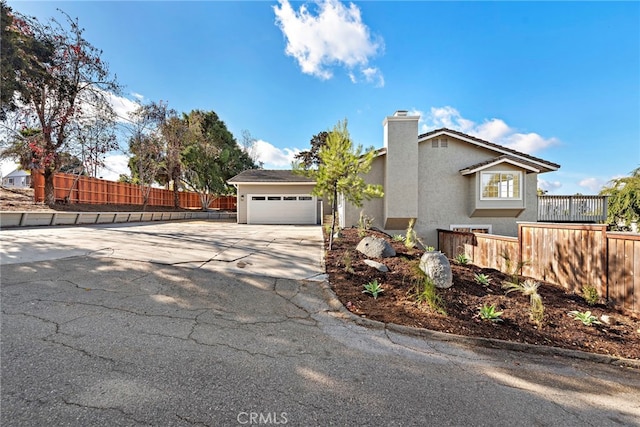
[438,223,639,313]
[32,172,236,211]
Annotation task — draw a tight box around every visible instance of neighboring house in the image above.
[338,110,560,247]
[2,169,31,188]
[227,169,321,225]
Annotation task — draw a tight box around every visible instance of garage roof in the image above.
[227,169,316,184]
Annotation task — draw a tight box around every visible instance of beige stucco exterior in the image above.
[341,112,556,248]
[234,183,317,224]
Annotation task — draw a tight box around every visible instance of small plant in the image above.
[500,250,529,286]
[424,246,435,252]
[568,310,601,326]
[474,273,492,286]
[454,253,470,265]
[581,285,599,306]
[411,276,447,315]
[405,218,418,249]
[503,279,544,325]
[357,211,374,237]
[392,234,406,243]
[362,279,384,299]
[477,304,503,322]
[341,250,355,274]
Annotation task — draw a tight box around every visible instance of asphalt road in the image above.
[1,221,639,426]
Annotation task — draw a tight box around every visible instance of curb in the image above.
[317,280,640,369]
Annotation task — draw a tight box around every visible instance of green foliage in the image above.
[454,253,470,265]
[411,276,447,315]
[295,119,383,250]
[581,285,599,306]
[600,167,640,230]
[474,273,492,286]
[341,250,354,274]
[500,250,529,286]
[477,304,503,322]
[357,210,374,237]
[392,234,406,243]
[362,279,384,299]
[405,218,418,249]
[568,310,601,326]
[293,131,329,169]
[503,279,544,325]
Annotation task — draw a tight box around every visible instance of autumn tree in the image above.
[1,9,119,205]
[600,167,640,230]
[295,120,383,250]
[181,110,256,210]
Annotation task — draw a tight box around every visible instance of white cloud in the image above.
[578,177,606,193]
[254,139,300,168]
[538,178,563,194]
[96,154,131,181]
[104,92,142,123]
[274,0,384,86]
[421,106,559,154]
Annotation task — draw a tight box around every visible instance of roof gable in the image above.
[460,155,541,175]
[418,128,560,172]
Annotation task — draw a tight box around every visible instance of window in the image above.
[481,172,521,199]
[299,196,312,201]
[267,196,281,201]
[450,225,492,234]
[283,196,297,201]
[8,178,14,185]
[432,140,439,148]
[251,196,266,201]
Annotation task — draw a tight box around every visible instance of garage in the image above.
[247,194,316,225]
[227,170,321,225]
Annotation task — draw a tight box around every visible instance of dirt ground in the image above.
[325,227,640,361]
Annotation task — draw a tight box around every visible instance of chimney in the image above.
[382,110,420,229]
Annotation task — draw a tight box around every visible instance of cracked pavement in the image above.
[1,221,639,426]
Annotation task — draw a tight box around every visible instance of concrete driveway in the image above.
[2,220,639,426]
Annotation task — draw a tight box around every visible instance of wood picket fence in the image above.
[32,172,236,211]
[438,223,639,313]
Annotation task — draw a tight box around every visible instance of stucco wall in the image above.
[341,155,385,229]
[235,184,316,224]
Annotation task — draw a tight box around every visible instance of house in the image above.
[2,169,31,188]
[338,110,560,247]
[227,169,322,225]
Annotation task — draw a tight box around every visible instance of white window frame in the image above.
[450,224,492,234]
[479,171,523,200]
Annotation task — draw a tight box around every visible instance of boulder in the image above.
[363,259,389,272]
[419,251,453,289]
[356,236,396,258]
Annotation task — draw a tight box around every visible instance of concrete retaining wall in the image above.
[0,211,236,228]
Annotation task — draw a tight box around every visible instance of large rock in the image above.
[419,251,453,289]
[356,236,396,258]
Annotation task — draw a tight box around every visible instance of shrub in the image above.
[392,234,406,243]
[454,253,470,265]
[503,279,544,326]
[405,218,418,249]
[568,310,601,326]
[582,285,599,306]
[362,279,384,299]
[500,250,529,286]
[474,273,492,286]
[411,276,447,315]
[477,304,503,322]
[357,211,374,237]
[341,250,354,274]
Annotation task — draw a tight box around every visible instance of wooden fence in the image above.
[32,172,237,211]
[438,223,639,313]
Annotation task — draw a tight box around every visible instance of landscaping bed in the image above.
[324,226,640,360]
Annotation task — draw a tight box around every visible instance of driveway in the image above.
[1,220,639,426]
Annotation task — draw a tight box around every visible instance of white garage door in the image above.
[247,194,317,225]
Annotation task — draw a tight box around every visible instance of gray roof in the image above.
[227,169,315,184]
[459,155,543,175]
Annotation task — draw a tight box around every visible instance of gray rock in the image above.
[363,259,389,272]
[419,251,453,288]
[356,236,396,258]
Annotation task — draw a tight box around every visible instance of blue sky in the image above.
[4,0,639,195]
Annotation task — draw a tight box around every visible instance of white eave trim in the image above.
[460,158,540,175]
[228,181,317,186]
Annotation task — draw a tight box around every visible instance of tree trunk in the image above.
[44,169,56,206]
[329,186,338,250]
[173,179,180,208]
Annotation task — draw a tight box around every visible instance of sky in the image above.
[3,0,639,195]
